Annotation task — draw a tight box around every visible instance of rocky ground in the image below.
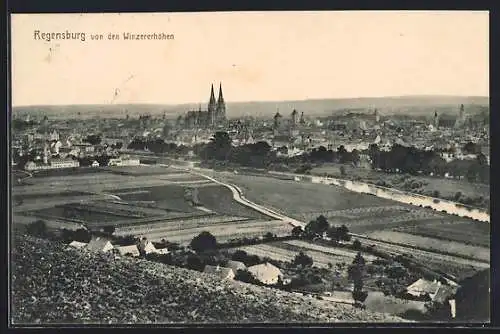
[11,235,408,324]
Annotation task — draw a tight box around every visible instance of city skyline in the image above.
[11,11,489,107]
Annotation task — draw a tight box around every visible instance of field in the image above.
[115,217,293,244]
[235,240,378,269]
[222,173,399,219]
[101,165,186,176]
[197,185,269,219]
[11,236,405,323]
[111,185,198,213]
[113,184,267,219]
[394,220,490,247]
[366,231,490,263]
[30,167,112,178]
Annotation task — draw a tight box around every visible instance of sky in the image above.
[11,11,489,106]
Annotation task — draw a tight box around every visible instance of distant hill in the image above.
[12,95,489,119]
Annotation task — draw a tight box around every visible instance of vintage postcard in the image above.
[10,11,490,325]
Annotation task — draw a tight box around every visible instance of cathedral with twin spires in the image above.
[183,83,227,129]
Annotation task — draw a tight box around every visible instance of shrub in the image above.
[235,269,258,284]
[352,239,362,250]
[293,252,313,267]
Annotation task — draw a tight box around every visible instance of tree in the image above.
[26,220,47,237]
[304,216,329,239]
[353,252,366,267]
[353,239,362,250]
[190,231,217,253]
[291,226,303,238]
[83,134,102,145]
[338,224,350,241]
[293,251,313,267]
[349,252,367,307]
[203,131,233,161]
[326,227,339,242]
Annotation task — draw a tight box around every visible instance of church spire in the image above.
[209,84,216,105]
[218,82,224,103]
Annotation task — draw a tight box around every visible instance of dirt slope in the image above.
[11,236,407,324]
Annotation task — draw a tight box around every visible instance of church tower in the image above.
[216,82,226,124]
[208,84,217,127]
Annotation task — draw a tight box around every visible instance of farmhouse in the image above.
[86,237,114,253]
[203,265,235,281]
[68,241,87,249]
[117,245,140,257]
[247,262,284,285]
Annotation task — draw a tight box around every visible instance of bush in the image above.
[234,269,258,284]
[293,252,313,268]
[352,239,362,250]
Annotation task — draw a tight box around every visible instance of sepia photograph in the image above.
[9,11,490,325]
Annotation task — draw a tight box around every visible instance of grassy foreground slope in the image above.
[11,236,406,324]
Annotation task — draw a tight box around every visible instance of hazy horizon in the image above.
[11,94,490,109]
[12,11,489,107]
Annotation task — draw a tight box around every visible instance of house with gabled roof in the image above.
[117,245,140,257]
[407,278,442,299]
[247,262,284,285]
[86,236,114,253]
[203,265,235,281]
